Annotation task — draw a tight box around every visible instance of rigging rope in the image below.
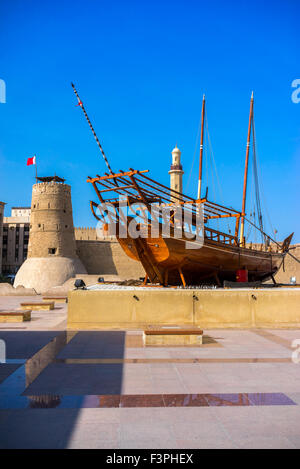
[244,216,300,264]
[251,114,275,240]
[185,115,202,194]
[205,116,232,234]
[251,115,265,243]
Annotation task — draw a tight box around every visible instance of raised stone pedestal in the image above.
[67,287,300,330]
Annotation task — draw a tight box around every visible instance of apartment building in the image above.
[2,207,31,274]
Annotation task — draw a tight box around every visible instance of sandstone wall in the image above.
[75,227,100,241]
[75,227,114,240]
[273,244,300,283]
[76,239,145,280]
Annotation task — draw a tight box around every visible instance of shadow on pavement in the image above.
[0,330,126,448]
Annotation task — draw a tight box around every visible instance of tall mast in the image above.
[197,94,205,200]
[239,91,254,245]
[71,82,114,175]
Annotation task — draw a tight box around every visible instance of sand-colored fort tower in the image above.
[14,176,86,292]
[169,145,184,201]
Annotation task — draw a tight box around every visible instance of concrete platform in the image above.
[67,287,300,330]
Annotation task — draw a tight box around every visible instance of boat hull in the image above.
[117,234,284,285]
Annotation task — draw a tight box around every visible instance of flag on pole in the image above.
[27,155,36,166]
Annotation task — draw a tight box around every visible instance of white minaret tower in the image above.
[169,145,184,201]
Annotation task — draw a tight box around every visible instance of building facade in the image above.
[2,207,30,275]
[0,202,5,274]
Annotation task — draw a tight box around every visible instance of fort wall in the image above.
[272,244,300,283]
[76,238,145,279]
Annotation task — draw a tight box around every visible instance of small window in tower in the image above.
[48,248,57,255]
[65,225,68,228]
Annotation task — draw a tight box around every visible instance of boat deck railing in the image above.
[204,226,238,246]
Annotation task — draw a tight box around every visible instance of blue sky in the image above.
[0,0,299,242]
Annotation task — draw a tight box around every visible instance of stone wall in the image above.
[273,244,300,283]
[75,227,113,240]
[75,227,100,241]
[74,227,145,280]
[76,239,145,280]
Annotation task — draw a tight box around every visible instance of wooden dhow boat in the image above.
[72,84,293,286]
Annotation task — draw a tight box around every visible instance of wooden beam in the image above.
[164,269,169,287]
[178,267,186,288]
[99,184,135,193]
[87,169,149,183]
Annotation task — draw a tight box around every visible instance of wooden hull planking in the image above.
[117,233,284,285]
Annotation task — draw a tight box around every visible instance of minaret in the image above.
[169,145,184,201]
[14,176,86,293]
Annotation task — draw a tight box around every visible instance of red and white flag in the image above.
[27,155,36,166]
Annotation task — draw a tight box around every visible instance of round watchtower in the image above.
[28,177,78,258]
[14,176,86,293]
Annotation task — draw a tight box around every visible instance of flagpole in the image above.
[35,155,37,182]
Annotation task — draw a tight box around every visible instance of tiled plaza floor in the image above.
[0,295,300,448]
